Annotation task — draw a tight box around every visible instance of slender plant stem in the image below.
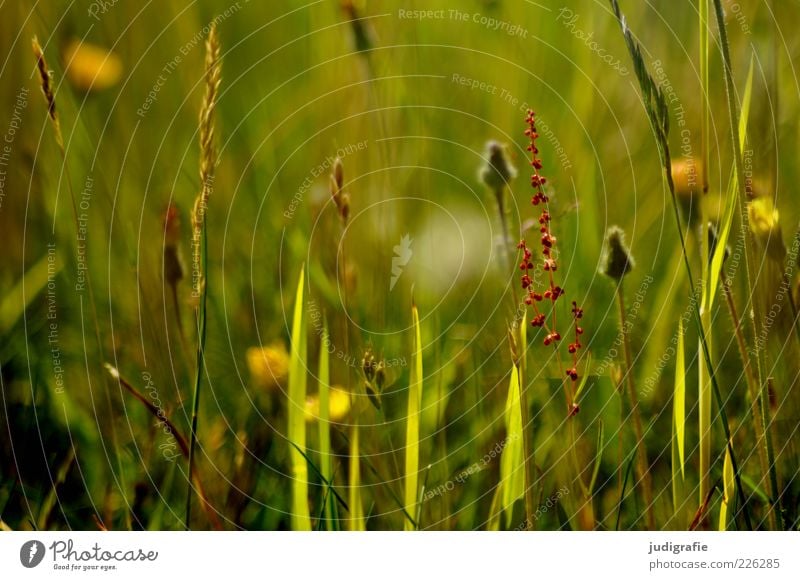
[699,0,710,194]
[185,221,207,529]
[721,271,775,528]
[495,187,519,310]
[616,283,655,529]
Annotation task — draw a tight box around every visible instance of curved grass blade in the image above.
[288,267,311,530]
[719,442,734,530]
[500,363,524,528]
[404,302,423,530]
[675,320,686,479]
[708,55,755,310]
[348,420,364,530]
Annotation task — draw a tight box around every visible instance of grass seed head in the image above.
[480,140,516,194]
[192,22,221,236]
[330,156,350,224]
[31,36,63,145]
[600,225,634,280]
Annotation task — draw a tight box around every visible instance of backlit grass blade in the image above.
[708,55,755,309]
[487,485,502,531]
[348,421,364,530]
[500,363,524,528]
[719,442,734,530]
[670,420,681,524]
[318,315,337,530]
[288,266,310,530]
[404,303,423,530]
[674,320,686,479]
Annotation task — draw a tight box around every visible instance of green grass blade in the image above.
[670,420,681,524]
[288,266,310,530]
[404,303,423,530]
[500,363,524,527]
[719,441,734,530]
[674,320,686,479]
[318,314,337,529]
[708,55,755,309]
[349,420,364,530]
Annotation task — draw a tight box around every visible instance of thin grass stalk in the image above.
[616,283,655,529]
[697,0,713,510]
[699,0,710,194]
[609,0,752,530]
[710,0,782,528]
[105,363,222,529]
[495,191,519,309]
[31,36,130,529]
[341,236,363,531]
[185,22,220,529]
[698,310,712,507]
[720,269,771,495]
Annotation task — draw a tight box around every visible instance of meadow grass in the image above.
[0,0,798,532]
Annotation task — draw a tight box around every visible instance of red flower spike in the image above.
[519,108,587,413]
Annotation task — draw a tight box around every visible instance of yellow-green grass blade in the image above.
[708,55,755,309]
[487,486,502,531]
[288,267,310,530]
[318,315,336,530]
[719,442,735,530]
[349,420,364,530]
[670,420,681,523]
[500,363,524,528]
[404,303,423,530]
[698,324,712,505]
[675,320,686,479]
